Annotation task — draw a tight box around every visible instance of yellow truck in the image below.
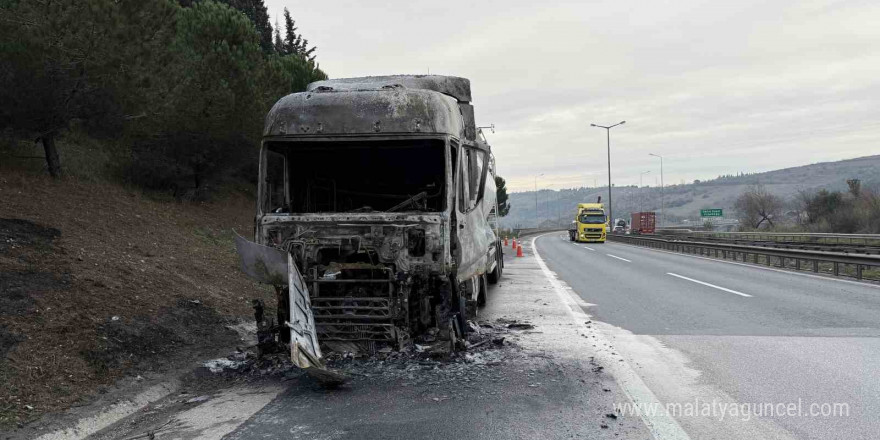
[571,200,607,243]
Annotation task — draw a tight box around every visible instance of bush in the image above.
[796,185,880,233]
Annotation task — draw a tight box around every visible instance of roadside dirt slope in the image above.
[0,171,272,431]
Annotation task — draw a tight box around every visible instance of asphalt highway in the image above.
[34,234,880,440]
[537,233,880,440]
[72,246,652,440]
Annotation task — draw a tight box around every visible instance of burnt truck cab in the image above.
[255,75,502,348]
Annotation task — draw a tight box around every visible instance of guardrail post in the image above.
[813,260,819,272]
[795,259,800,271]
[833,262,839,276]
[766,255,772,266]
[856,264,863,280]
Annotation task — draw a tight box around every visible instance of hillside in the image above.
[500,155,880,228]
[0,171,273,430]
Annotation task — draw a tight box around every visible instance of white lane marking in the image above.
[583,246,595,251]
[609,240,880,290]
[167,384,285,439]
[666,272,752,298]
[607,254,631,262]
[35,381,178,440]
[533,235,691,440]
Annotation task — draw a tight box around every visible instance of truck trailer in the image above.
[235,75,503,365]
[630,212,656,234]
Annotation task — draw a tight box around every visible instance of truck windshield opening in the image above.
[264,139,446,213]
[579,214,606,224]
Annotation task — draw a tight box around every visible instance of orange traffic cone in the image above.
[512,238,517,249]
[516,244,524,257]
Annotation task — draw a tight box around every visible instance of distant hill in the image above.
[500,155,880,228]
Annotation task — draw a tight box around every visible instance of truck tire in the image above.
[477,274,488,306]
[277,287,291,344]
[453,287,468,336]
[488,247,502,284]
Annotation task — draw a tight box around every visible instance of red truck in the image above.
[630,212,656,234]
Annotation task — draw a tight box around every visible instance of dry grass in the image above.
[0,170,273,429]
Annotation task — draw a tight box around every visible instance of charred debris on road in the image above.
[204,318,538,389]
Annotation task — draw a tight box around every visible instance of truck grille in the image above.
[314,322,396,342]
[309,267,398,342]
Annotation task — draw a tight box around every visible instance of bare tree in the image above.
[734,185,783,229]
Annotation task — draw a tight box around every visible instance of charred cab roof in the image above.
[308,75,471,102]
[264,75,478,142]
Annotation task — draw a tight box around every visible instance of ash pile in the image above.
[202,319,536,388]
[324,319,531,386]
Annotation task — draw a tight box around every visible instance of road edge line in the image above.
[532,234,691,440]
[33,380,179,440]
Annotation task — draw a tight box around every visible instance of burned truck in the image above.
[237,75,503,363]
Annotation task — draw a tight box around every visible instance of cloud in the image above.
[264,0,880,192]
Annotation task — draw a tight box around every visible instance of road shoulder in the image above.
[24,237,655,440]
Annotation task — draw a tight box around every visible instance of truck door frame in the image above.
[453,142,491,288]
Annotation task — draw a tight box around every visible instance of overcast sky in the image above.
[264,0,880,192]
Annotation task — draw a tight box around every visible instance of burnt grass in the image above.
[0,173,275,431]
[0,218,60,253]
[0,325,24,359]
[81,299,232,375]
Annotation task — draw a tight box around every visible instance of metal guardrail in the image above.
[513,227,567,237]
[658,230,880,246]
[608,233,880,281]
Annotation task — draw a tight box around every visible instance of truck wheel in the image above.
[452,288,468,336]
[277,287,290,344]
[488,251,501,284]
[477,274,488,306]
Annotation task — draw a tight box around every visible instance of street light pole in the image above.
[639,170,651,212]
[590,121,626,225]
[534,173,544,228]
[649,153,664,226]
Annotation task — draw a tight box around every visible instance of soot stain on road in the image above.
[84,314,642,440]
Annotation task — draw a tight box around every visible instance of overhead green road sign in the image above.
[700,209,723,217]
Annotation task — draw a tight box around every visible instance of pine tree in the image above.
[218,0,274,54]
[495,176,511,217]
[0,0,178,178]
[273,19,284,53]
[282,7,317,60]
[282,8,298,55]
